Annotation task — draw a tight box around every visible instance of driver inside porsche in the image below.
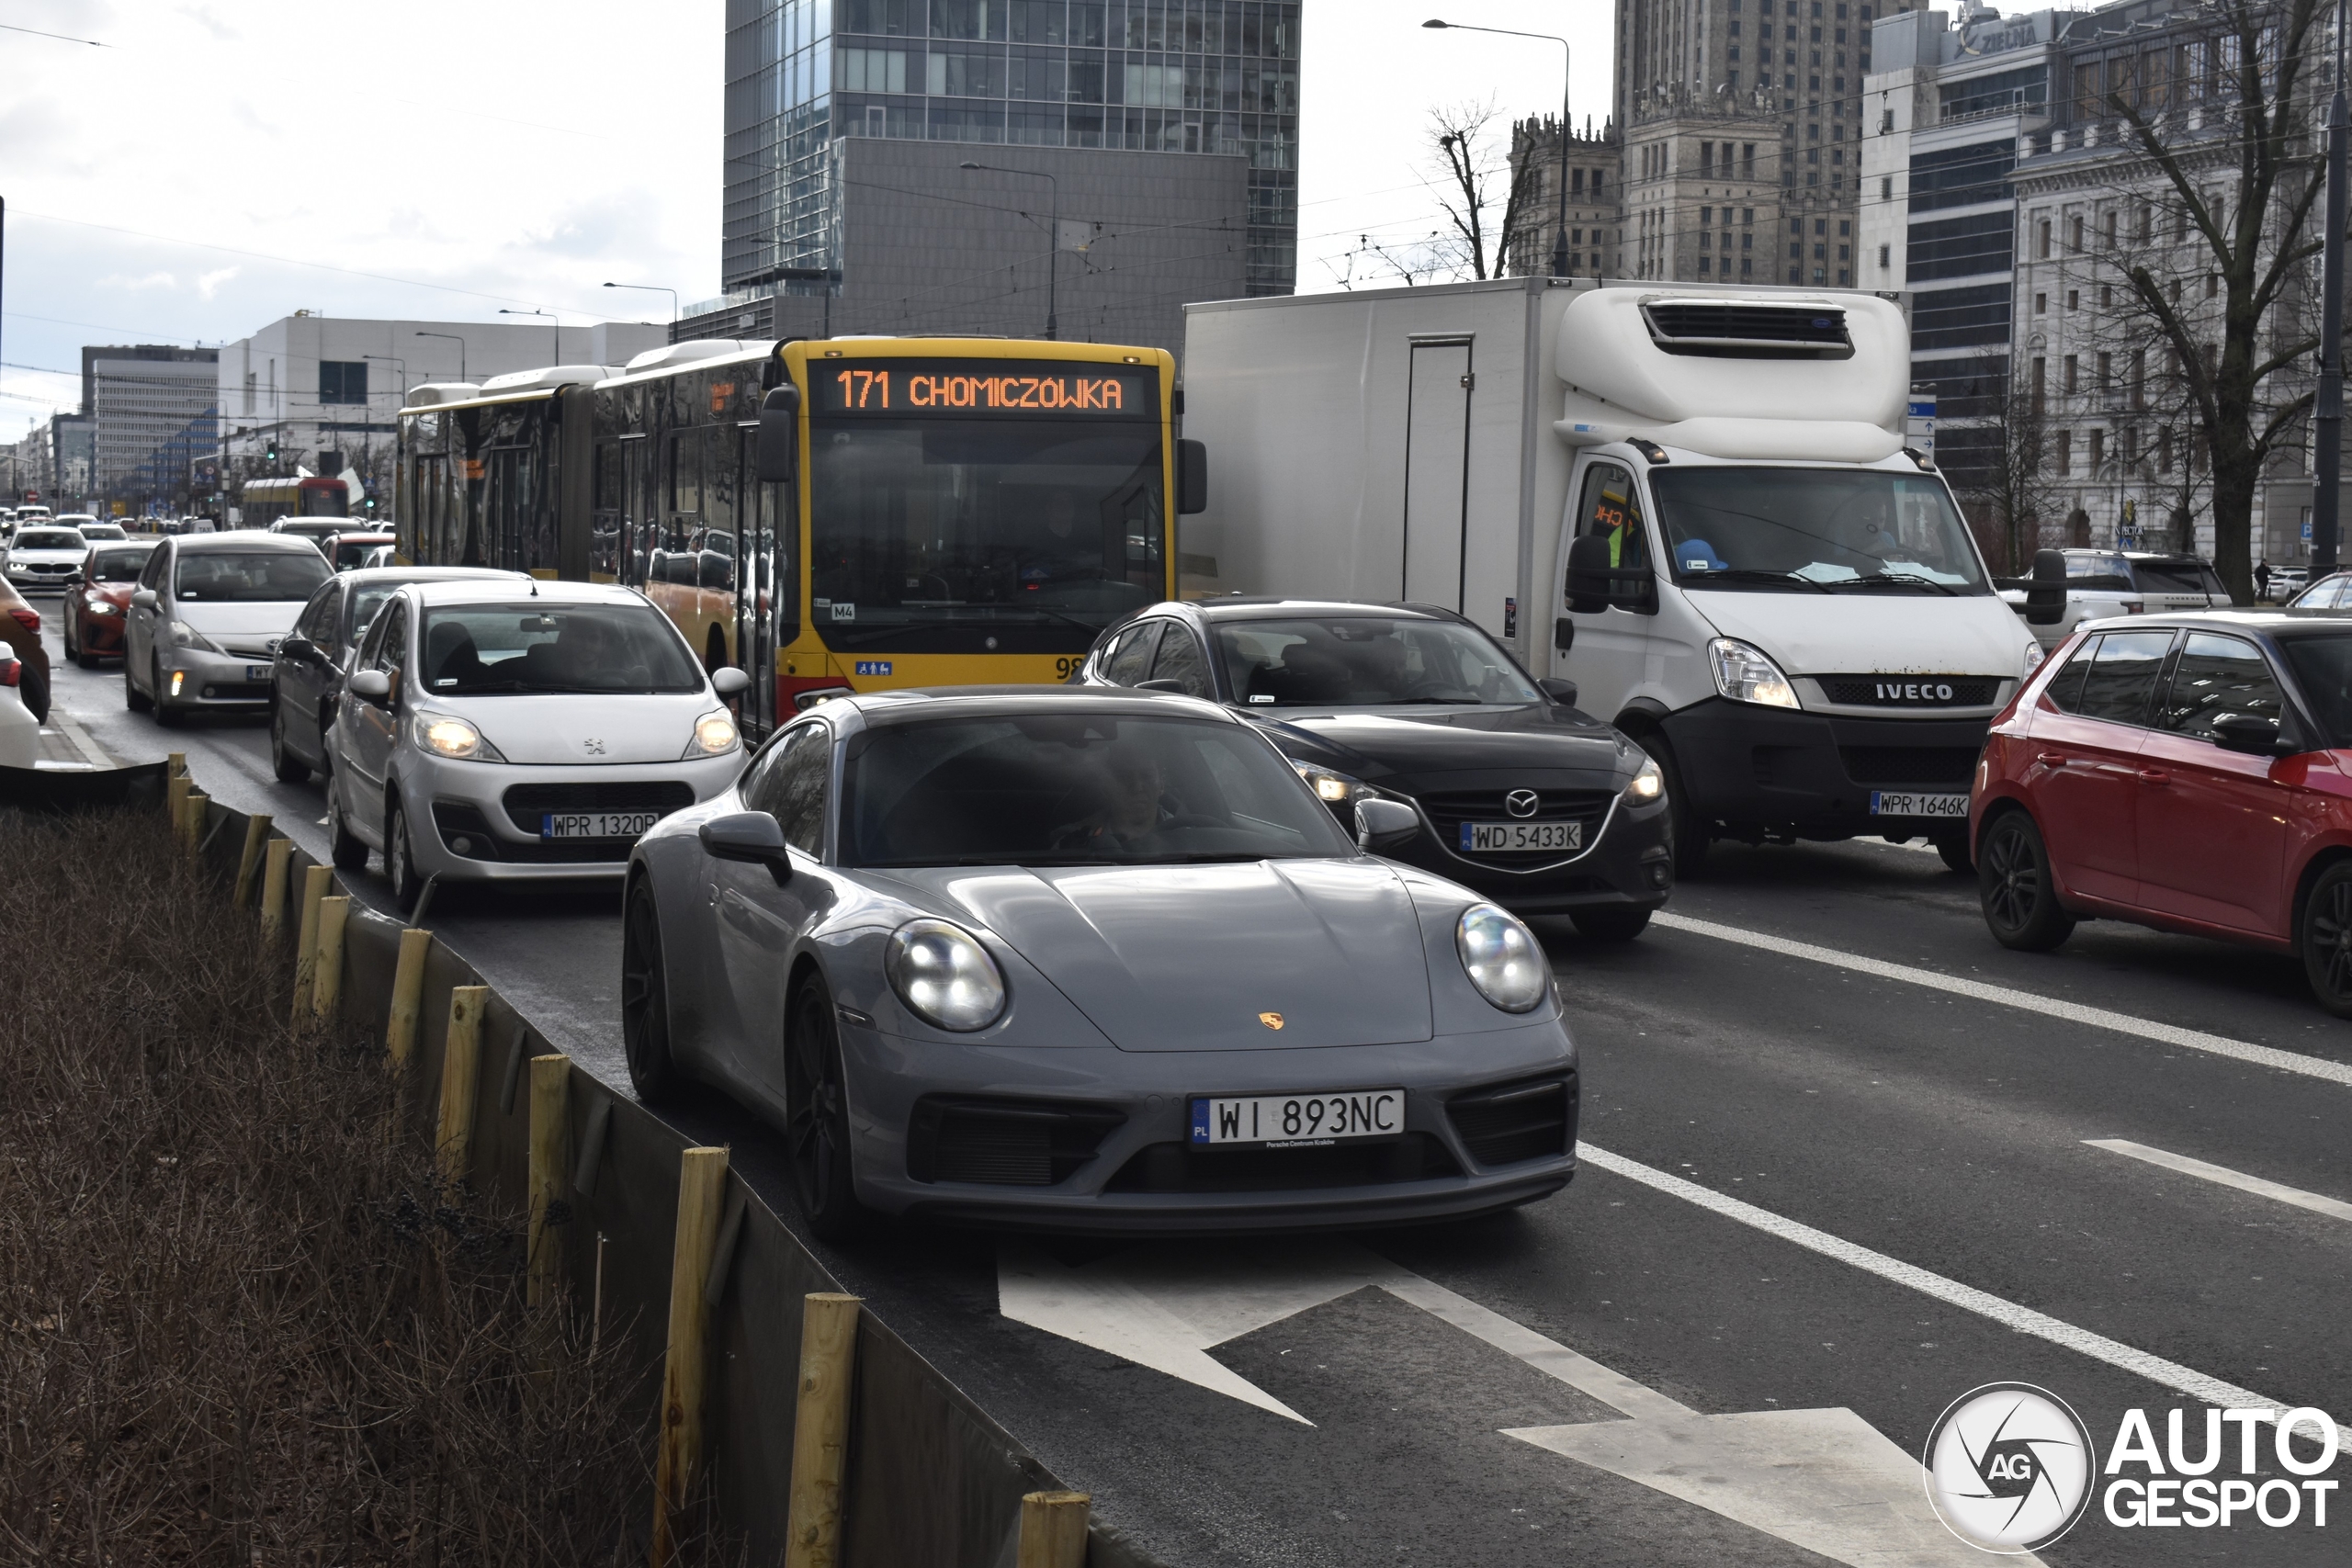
[1053,741,1174,852]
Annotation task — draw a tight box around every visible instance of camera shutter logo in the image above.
[1505,789,1542,818]
[1922,1382,2096,1552]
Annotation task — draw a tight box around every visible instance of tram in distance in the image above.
[390,335,1206,735]
[241,474,351,529]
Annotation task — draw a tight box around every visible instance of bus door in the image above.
[592,442,624,581]
[731,429,788,736]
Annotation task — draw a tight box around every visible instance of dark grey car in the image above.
[622,687,1580,1241]
[268,566,522,783]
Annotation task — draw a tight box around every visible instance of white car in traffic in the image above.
[6,525,90,593]
[123,533,334,727]
[324,579,751,911]
[0,649,40,768]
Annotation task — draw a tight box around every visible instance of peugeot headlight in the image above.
[1621,757,1665,806]
[1455,903,1548,1013]
[684,709,740,758]
[1706,637,1799,709]
[1291,759,1367,805]
[166,619,222,653]
[413,712,506,761]
[886,919,1009,1032]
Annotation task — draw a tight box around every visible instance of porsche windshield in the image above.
[845,714,1351,867]
[1213,616,1542,706]
[1649,468,1991,594]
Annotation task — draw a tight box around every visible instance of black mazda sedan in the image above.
[1075,598,1675,938]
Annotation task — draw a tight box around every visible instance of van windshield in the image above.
[1649,468,1991,594]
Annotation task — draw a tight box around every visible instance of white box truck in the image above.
[1181,277,2045,872]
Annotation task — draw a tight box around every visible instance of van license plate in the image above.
[1869,791,1969,818]
[1191,1089,1406,1147]
[542,811,662,840]
[1461,820,1580,852]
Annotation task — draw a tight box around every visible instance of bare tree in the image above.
[1426,100,1541,283]
[1953,352,2065,574]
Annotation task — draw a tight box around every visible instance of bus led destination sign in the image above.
[814,358,1154,418]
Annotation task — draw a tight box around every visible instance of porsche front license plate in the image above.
[1460,820,1580,853]
[1869,791,1969,818]
[541,811,662,840]
[1191,1089,1405,1148]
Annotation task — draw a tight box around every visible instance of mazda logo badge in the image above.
[1505,789,1541,818]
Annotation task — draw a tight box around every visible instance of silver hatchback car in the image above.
[325,579,751,910]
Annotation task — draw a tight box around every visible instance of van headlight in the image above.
[886,919,1009,1032]
[1455,903,1549,1013]
[1706,637,1799,708]
[684,709,740,757]
[413,712,506,761]
[1621,757,1665,805]
[2021,641,2046,675]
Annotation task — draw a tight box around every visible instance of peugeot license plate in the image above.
[542,811,663,840]
[1191,1089,1406,1148]
[1460,820,1580,853]
[1869,791,1969,818]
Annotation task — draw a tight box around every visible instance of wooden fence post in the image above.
[434,986,488,1186]
[258,839,292,946]
[651,1147,730,1568]
[384,928,433,1072]
[783,1292,864,1568]
[232,814,272,906]
[310,896,349,1025]
[165,758,188,828]
[180,791,209,855]
[526,1055,571,1307]
[290,865,332,1021]
[1016,1492,1092,1568]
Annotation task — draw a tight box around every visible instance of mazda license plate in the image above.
[1192,1089,1405,1148]
[1869,791,1969,818]
[1460,820,1580,853]
[542,811,663,840]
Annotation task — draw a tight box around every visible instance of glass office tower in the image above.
[722,0,1300,301]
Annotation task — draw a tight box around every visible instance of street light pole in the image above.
[500,308,560,366]
[961,161,1060,338]
[2314,0,2348,581]
[1425,19,1572,277]
[414,331,467,385]
[603,281,679,324]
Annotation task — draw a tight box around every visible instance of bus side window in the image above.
[671,429,703,519]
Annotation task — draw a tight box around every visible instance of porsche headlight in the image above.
[684,709,740,757]
[1621,757,1665,806]
[1291,759,1367,805]
[1706,637,1798,709]
[1455,903,1548,1013]
[413,712,505,761]
[166,619,221,653]
[886,919,1008,1032]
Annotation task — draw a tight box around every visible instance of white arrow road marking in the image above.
[998,1240,2020,1565]
[1650,909,2352,1087]
[2086,1137,2352,1224]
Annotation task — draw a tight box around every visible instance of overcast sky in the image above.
[0,0,1626,444]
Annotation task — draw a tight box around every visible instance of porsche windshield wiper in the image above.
[1679,567,1832,592]
[1392,694,1481,705]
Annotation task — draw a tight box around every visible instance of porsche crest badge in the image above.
[1258,1011,1285,1030]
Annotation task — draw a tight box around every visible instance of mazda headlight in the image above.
[684,708,740,758]
[166,619,222,653]
[1291,759,1367,805]
[1706,637,1799,708]
[886,919,1008,1032]
[1621,757,1665,806]
[1455,903,1548,1013]
[413,712,506,761]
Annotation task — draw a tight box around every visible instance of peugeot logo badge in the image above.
[1505,789,1541,818]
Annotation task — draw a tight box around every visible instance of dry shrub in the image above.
[0,808,701,1564]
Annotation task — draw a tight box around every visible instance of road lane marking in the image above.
[1579,1142,2350,1452]
[2085,1137,2352,1223]
[1650,909,2352,1088]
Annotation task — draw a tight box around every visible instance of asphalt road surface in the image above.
[45,618,2352,1567]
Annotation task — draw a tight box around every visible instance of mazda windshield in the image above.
[1213,616,1542,706]
[1650,467,1991,594]
[844,713,1351,867]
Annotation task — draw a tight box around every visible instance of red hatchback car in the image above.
[1972,611,2352,1013]
[61,539,158,668]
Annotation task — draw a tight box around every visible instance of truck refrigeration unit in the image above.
[1180,277,2044,874]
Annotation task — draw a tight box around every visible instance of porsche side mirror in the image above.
[2026,548,2068,626]
[1538,677,1579,708]
[1134,677,1187,694]
[755,384,800,485]
[1354,796,1419,852]
[130,589,158,611]
[699,811,793,884]
[2212,712,2290,756]
[347,670,391,704]
[710,665,752,697]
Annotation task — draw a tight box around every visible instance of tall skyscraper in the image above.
[710,1,1300,349]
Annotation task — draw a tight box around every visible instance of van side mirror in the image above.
[1566,535,1654,615]
[1353,797,1419,852]
[2026,548,2068,626]
[1177,439,1209,514]
[755,384,800,485]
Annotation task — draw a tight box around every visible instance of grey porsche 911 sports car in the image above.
[621,686,1580,1239]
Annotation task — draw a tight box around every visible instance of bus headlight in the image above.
[1706,637,1799,709]
[685,710,740,757]
[887,919,1008,1032]
[1456,904,1548,1013]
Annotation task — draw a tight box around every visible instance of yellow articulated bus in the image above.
[392,336,1203,737]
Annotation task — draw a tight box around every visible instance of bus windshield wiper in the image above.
[1830,572,1961,596]
[1678,567,1832,592]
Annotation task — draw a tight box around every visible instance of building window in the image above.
[2035,292,2046,313]
[2096,352,2111,392]
[2132,349,2146,409]
[319,362,368,406]
[2030,357,2045,414]
[1878,243,1890,268]
[2053,430,2071,475]
[2088,428,2105,472]
[1838,267,1850,285]
[2069,214,2083,251]
[2064,355,2078,394]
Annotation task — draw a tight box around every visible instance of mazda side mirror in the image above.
[2026,548,2067,626]
[347,670,391,704]
[1538,676,1579,708]
[1354,796,1419,852]
[2212,712,2290,756]
[710,665,751,697]
[130,589,158,611]
[755,384,800,485]
[699,810,794,884]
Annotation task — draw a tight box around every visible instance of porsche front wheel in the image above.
[786,974,866,1245]
[620,880,682,1103]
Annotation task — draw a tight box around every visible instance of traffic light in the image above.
[266,441,278,463]
[364,496,377,513]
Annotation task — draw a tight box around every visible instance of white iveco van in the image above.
[1552,289,2042,873]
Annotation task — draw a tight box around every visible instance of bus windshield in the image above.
[1648,467,1991,594]
[808,420,1164,654]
